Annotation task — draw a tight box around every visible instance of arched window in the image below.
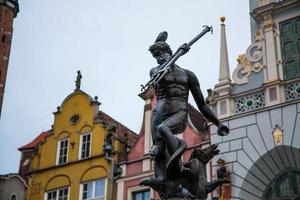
[1,35,6,43]
[10,194,17,200]
[264,168,300,200]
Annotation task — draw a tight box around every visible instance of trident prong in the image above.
[203,25,213,34]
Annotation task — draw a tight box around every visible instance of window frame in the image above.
[280,15,300,80]
[44,186,69,200]
[56,138,69,165]
[127,186,152,200]
[79,178,107,200]
[132,189,150,200]
[10,193,17,200]
[78,132,92,160]
[263,168,300,200]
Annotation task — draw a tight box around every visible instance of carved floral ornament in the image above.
[232,42,264,85]
[30,180,42,200]
[263,14,275,31]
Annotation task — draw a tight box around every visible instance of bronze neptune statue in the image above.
[140,27,230,199]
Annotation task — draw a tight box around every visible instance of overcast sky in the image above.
[0,0,251,174]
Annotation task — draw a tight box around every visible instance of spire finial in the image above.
[220,16,226,24]
[75,70,82,91]
[217,16,231,85]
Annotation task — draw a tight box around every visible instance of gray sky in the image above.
[0,0,251,174]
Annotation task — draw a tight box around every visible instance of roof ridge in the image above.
[18,131,49,151]
[97,110,138,136]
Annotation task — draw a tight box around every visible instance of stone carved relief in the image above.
[30,180,42,200]
[263,14,275,32]
[254,31,263,42]
[246,43,263,63]
[232,42,264,85]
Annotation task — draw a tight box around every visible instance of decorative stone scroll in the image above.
[234,92,265,114]
[246,42,263,63]
[284,81,300,101]
[232,42,264,85]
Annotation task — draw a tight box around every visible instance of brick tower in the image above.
[0,0,18,117]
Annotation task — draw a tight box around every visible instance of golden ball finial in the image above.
[220,16,226,23]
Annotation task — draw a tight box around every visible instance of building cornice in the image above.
[116,171,154,183]
[138,87,154,100]
[0,173,27,188]
[26,153,109,176]
[216,98,300,122]
[251,0,300,21]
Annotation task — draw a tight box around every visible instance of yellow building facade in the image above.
[21,74,137,200]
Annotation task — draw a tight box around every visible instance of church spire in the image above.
[218,16,231,85]
[213,16,233,118]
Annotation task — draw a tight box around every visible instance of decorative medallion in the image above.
[246,99,254,107]
[70,114,80,125]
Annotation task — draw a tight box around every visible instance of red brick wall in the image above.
[123,177,160,200]
[0,4,14,116]
[126,161,143,177]
[123,178,140,199]
[127,130,145,161]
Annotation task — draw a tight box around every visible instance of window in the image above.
[2,35,6,43]
[264,169,300,200]
[219,100,227,115]
[10,194,16,200]
[79,133,91,159]
[269,87,278,102]
[22,159,30,166]
[70,114,80,125]
[81,178,106,200]
[132,190,150,200]
[46,187,69,200]
[280,16,300,80]
[56,138,69,165]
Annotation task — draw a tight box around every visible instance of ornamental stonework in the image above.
[232,42,263,85]
[284,81,300,101]
[263,14,275,32]
[234,92,265,114]
[30,180,42,200]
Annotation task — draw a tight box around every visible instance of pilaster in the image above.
[263,14,279,82]
[138,87,154,155]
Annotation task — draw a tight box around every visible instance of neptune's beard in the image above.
[156,53,171,65]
